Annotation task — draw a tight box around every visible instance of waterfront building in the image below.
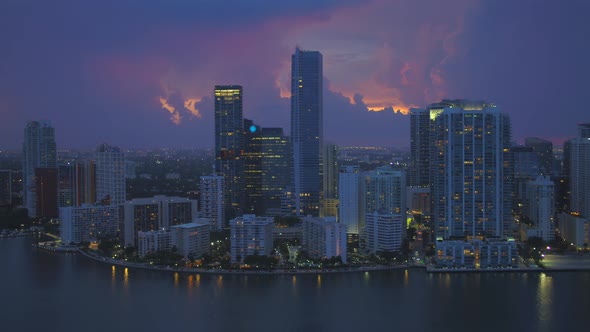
[59,204,120,244]
[170,220,210,259]
[200,174,225,231]
[291,47,323,216]
[123,195,198,247]
[525,176,555,242]
[338,165,361,234]
[214,85,244,221]
[22,120,56,217]
[137,229,172,258]
[302,216,347,263]
[570,123,590,219]
[95,144,125,205]
[435,238,518,268]
[525,137,554,175]
[558,213,589,249]
[0,170,11,205]
[430,100,512,239]
[365,211,403,254]
[230,214,274,263]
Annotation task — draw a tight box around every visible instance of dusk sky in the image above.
[1,0,588,150]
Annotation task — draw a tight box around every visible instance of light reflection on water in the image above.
[537,273,553,324]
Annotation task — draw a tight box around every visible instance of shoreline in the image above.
[77,249,415,275]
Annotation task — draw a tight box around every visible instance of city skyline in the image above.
[1,1,589,150]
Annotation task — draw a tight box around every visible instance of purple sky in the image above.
[0,0,588,150]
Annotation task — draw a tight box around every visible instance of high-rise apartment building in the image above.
[338,165,361,234]
[243,119,263,215]
[570,123,590,218]
[525,137,554,175]
[123,195,198,247]
[291,47,323,216]
[430,100,512,239]
[365,211,404,254]
[525,176,555,241]
[230,214,274,263]
[60,204,120,244]
[22,120,56,217]
[200,174,225,231]
[214,85,244,221]
[95,144,125,205]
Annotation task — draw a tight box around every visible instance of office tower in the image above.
[243,119,263,214]
[512,146,540,215]
[96,144,125,205]
[0,170,11,205]
[200,174,225,231]
[338,165,361,234]
[76,160,96,206]
[291,47,323,216]
[58,163,77,207]
[302,216,347,263]
[365,211,404,254]
[525,176,555,241]
[525,137,554,175]
[409,108,431,187]
[230,214,274,263]
[59,204,120,244]
[35,168,58,218]
[22,120,56,217]
[430,100,512,239]
[360,166,406,234]
[260,127,289,215]
[570,123,590,218]
[123,195,198,247]
[214,85,244,221]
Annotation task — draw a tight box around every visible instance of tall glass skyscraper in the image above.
[95,143,125,205]
[22,120,56,217]
[430,100,512,239]
[290,47,323,216]
[214,85,244,222]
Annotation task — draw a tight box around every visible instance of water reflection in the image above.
[363,271,370,284]
[123,268,129,290]
[217,275,223,289]
[537,273,553,323]
[174,272,179,288]
[404,269,409,286]
[317,275,322,288]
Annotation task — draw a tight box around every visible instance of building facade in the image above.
[59,204,120,244]
[365,211,403,254]
[95,144,125,205]
[525,137,554,175]
[338,165,361,234]
[200,174,225,231]
[170,220,211,259]
[570,123,590,219]
[525,176,555,242]
[291,47,323,216]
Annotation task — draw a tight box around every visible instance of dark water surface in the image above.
[1,238,589,332]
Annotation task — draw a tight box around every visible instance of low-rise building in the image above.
[558,213,589,248]
[137,229,172,258]
[170,219,210,259]
[435,237,518,269]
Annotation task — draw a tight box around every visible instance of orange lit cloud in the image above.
[184,98,202,118]
[158,96,181,125]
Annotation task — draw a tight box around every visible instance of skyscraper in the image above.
[0,170,11,206]
[430,100,512,239]
[243,119,262,215]
[95,143,125,205]
[570,123,590,218]
[76,160,96,206]
[22,120,56,217]
[338,165,361,234]
[409,108,431,187]
[291,47,323,216]
[260,127,289,215]
[214,85,244,221]
[58,163,77,208]
[525,176,555,241]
